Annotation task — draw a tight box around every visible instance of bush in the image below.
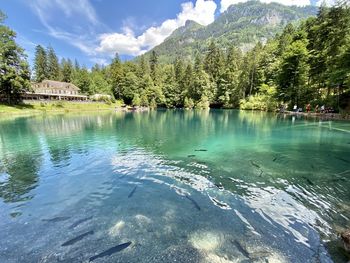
[150,98,157,109]
[140,94,149,107]
[240,84,278,112]
[132,94,141,106]
[54,101,64,108]
[184,97,194,109]
[195,95,210,109]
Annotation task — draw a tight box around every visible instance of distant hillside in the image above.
[144,1,318,63]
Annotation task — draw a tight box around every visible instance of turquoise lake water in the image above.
[0,110,349,262]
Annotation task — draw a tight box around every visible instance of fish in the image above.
[128,186,137,198]
[302,177,314,186]
[233,240,250,259]
[272,157,277,162]
[335,170,350,176]
[61,230,94,247]
[187,155,196,158]
[336,157,350,164]
[185,195,201,211]
[211,198,230,209]
[89,242,132,262]
[195,149,207,152]
[250,160,260,169]
[69,216,93,229]
[42,216,70,222]
[215,183,224,190]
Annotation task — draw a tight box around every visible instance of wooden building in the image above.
[23,80,88,101]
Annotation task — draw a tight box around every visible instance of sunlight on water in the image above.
[0,110,349,262]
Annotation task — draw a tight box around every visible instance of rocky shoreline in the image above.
[280,111,350,121]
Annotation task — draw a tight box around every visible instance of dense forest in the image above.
[1,2,350,111]
[146,1,318,63]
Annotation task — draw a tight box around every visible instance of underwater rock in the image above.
[189,231,223,252]
[109,220,125,237]
[147,245,203,263]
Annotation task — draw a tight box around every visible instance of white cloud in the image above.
[220,0,312,12]
[90,57,109,66]
[96,0,217,56]
[315,0,336,6]
[31,0,99,26]
[29,0,102,57]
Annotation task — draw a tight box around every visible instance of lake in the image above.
[0,110,349,263]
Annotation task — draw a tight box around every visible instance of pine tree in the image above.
[60,58,73,83]
[34,45,47,82]
[46,46,59,80]
[110,53,124,99]
[278,37,310,107]
[72,67,90,94]
[149,50,158,82]
[137,55,150,78]
[0,11,30,104]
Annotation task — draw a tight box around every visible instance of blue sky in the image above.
[1,0,325,68]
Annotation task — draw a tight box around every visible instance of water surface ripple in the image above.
[0,110,349,262]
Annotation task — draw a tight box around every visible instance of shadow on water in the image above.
[0,110,349,262]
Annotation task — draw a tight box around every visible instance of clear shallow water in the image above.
[0,110,349,263]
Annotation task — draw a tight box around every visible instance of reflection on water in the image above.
[0,110,349,262]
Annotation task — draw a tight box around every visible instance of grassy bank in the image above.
[0,101,122,116]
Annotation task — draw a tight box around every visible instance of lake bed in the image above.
[0,110,349,262]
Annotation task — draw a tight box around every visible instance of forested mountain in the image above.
[145,1,318,63]
[1,2,349,113]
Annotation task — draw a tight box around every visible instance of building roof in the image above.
[37,80,80,91]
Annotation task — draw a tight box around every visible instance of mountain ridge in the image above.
[143,1,318,63]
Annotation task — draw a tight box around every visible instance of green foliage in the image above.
[143,1,317,64]
[184,97,194,109]
[60,58,73,83]
[2,3,350,112]
[196,95,210,109]
[34,45,47,82]
[89,69,112,96]
[240,84,278,111]
[110,53,124,99]
[277,38,310,107]
[140,93,149,107]
[132,94,141,106]
[0,10,30,104]
[150,98,157,109]
[120,71,139,104]
[47,46,59,80]
[54,101,64,108]
[149,50,158,82]
[72,67,91,94]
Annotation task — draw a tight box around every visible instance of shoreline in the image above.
[279,111,350,121]
[1,102,350,121]
[0,101,120,117]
